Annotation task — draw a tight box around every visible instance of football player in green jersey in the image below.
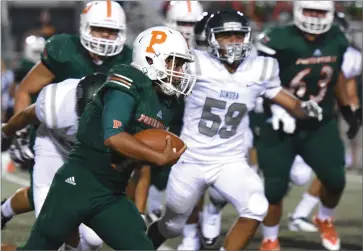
[254,1,359,250]
[1,25,195,250]
[2,0,132,231]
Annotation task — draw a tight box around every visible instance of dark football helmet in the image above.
[194,12,211,49]
[76,72,107,117]
[205,10,252,64]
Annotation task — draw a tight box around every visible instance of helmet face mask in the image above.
[132,26,196,97]
[206,11,252,64]
[80,1,127,57]
[294,1,334,35]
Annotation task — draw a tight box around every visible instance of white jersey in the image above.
[342,46,362,79]
[180,50,281,163]
[35,78,80,157]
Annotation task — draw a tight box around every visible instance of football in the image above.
[134,128,185,152]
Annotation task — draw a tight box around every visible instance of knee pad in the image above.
[290,159,312,186]
[208,187,227,208]
[264,178,289,204]
[243,192,268,220]
[158,216,185,239]
[79,224,103,247]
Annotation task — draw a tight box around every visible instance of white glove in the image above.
[9,127,34,165]
[270,104,296,134]
[301,100,323,121]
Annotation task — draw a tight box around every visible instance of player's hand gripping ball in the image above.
[134,129,185,153]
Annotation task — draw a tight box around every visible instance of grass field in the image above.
[1,153,362,250]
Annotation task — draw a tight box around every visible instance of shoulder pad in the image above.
[42,34,78,64]
[255,25,291,56]
[103,64,151,100]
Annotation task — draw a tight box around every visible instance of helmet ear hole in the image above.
[145,56,153,65]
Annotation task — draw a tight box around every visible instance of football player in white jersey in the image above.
[146,1,205,223]
[147,10,323,251]
[288,11,362,233]
[2,74,106,250]
[164,0,204,48]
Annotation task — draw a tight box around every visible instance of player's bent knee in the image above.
[321,175,346,195]
[264,178,289,204]
[79,225,103,247]
[290,164,312,186]
[240,192,268,221]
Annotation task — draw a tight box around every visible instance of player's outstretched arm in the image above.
[103,89,185,166]
[270,89,322,121]
[335,72,359,139]
[133,165,151,215]
[14,62,55,113]
[2,104,39,138]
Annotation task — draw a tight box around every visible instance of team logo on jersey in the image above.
[157,110,163,119]
[137,114,165,129]
[113,120,122,129]
[313,49,322,57]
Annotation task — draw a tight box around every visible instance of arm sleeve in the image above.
[342,46,362,79]
[261,57,282,99]
[102,89,136,140]
[40,36,65,74]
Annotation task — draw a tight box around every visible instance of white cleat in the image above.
[313,216,341,251]
[288,214,318,232]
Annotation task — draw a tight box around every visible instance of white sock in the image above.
[251,164,258,173]
[183,223,198,238]
[1,197,15,218]
[147,185,163,213]
[77,238,102,251]
[262,224,279,241]
[317,204,334,220]
[292,192,319,219]
[220,247,225,251]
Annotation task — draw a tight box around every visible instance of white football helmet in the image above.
[80,0,126,57]
[294,1,334,34]
[165,1,204,43]
[132,26,196,97]
[24,35,46,63]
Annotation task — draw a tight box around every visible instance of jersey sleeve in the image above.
[35,83,54,127]
[102,89,136,140]
[342,46,362,79]
[35,79,79,129]
[103,64,142,101]
[260,57,282,99]
[41,34,72,74]
[255,27,284,57]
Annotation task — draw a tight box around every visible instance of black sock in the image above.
[147,221,166,249]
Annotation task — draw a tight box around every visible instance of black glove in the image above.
[9,127,34,165]
[355,107,362,126]
[340,105,359,140]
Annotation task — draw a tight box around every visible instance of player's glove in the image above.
[270,104,296,134]
[301,100,323,121]
[355,107,362,126]
[340,105,359,140]
[9,127,34,165]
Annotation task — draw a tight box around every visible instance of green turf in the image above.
[1,170,362,250]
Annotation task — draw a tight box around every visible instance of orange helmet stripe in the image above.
[107,0,112,17]
[82,3,92,14]
[187,0,192,13]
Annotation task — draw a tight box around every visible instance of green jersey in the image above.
[68,64,183,193]
[41,34,133,83]
[14,58,38,103]
[257,24,349,119]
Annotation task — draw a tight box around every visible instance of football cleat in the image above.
[288,214,318,232]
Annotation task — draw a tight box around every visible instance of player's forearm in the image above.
[2,104,39,137]
[334,72,351,107]
[133,165,151,214]
[346,78,360,109]
[104,132,164,165]
[14,90,32,114]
